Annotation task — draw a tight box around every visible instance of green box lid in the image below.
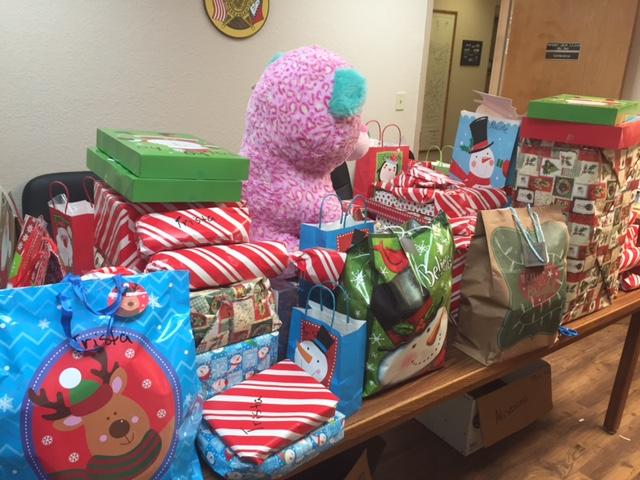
[527,94,640,126]
[96,129,250,180]
[87,147,242,203]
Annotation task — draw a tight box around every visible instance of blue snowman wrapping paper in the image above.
[449,111,520,188]
[197,412,345,480]
[195,332,279,399]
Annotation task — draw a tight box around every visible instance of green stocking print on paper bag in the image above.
[491,220,568,350]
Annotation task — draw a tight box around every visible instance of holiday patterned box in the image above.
[527,95,640,127]
[144,241,289,290]
[197,411,345,479]
[87,147,243,202]
[190,278,281,353]
[513,140,640,321]
[203,360,338,464]
[195,331,279,400]
[97,129,250,180]
[93,182,219,271]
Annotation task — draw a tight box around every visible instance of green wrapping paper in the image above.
[190,277,281,353]
[527,95,640,126]
[338,215,454,397]
[96,129,249,180]
[87,148,243,202]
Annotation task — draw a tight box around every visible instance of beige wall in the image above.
[0,0,432,203]
[430,0,499,152]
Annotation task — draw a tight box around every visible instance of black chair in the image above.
[331,162,353,200]
[21,171,98,233]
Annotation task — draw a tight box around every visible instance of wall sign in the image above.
[204,0,269,39]
[460,40,483,66]
[545,42,580,60]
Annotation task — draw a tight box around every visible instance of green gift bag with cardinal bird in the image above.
[455,206,569,365]
[337,215,453,397]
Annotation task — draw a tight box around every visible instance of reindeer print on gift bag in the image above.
[23,335,179,479]
[0,270,201,480]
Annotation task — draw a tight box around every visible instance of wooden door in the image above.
[497,0,639,114]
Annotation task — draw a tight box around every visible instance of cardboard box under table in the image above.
[418,360,552,456]
[87,147,243,202]
[513,117,640,321]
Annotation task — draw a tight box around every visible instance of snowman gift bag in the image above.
[338,216,454,397]
[449,112,520,188]
[48,180,96,275]
[287,285,367,417]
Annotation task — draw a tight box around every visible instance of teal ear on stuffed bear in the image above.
[329,68,367,118]
[267,52,284,66]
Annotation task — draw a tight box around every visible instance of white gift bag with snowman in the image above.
[48,179,95,274]
[449,92,521,188]
[287,285,367,417]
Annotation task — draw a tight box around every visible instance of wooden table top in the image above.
[203,289,640,479]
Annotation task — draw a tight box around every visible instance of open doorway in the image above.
[419,0,501,163]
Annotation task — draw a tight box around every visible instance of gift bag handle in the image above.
[425,145,443,164]
[58,274,130,352]
[305,283,351,326]
[366,120,382,142]
[345,194,368,225]
[48,180,71,215]
[318,193,346,229]
[82,176,96,205]
[381,124,402,147]
[509,205,546,264]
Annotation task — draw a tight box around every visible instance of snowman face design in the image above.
[229,354,242,370]
[146,139,206,152]
[196,365,210,381]
[283,449,296,464]
[378,306,448,387]
[294,341,328,383]
[469,148,495,179]
[55,227,73,268]
[378,160,398,182]
[212,378,227,393]
[257,346,270,360]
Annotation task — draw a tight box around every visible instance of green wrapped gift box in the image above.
[87,148,243,203]
[527,94,640,126]
[96,128,250,180]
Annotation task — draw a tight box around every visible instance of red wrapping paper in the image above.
[94,182,233,270]
[136,207,251,256]
[291,248,346,285]
[145,241,289,290]
[202,360,338,464]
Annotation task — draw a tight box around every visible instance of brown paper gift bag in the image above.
[455,206,569,365]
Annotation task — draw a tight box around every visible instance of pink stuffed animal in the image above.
[240,46,369,251]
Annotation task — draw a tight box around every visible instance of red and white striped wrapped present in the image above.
[203,360,338,464]
[94,182,238,270]
[449,216,477,321]
[620,214,640,272]
[145,241,289,290]
[136,207,251,256]
[291,248,346,285]
[368,164,507,224]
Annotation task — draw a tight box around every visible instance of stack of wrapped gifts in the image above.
[513,95,640,321]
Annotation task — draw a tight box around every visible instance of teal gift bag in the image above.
[287,285,367,417]
[0,271,202,479]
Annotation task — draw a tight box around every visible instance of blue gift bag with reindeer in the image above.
[0,270,202,480]
[286,285,367,417]
[299,194,374,252]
